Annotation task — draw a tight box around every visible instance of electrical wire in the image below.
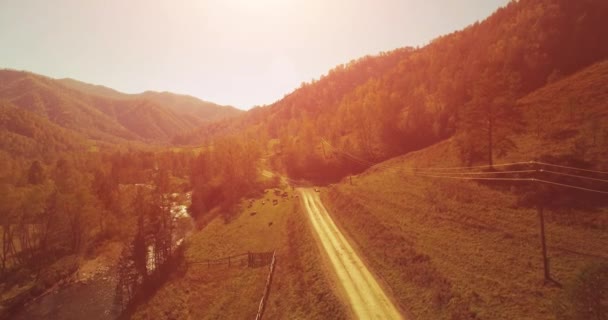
[405,172,608,194]
[533,179,608,195]
[410,169,537,176]
[320,137,608,194]
[321,139,375,166]
[539,169,608,183]
[411,173,534,182]
[414,161,534,171]
[534,161,608,175]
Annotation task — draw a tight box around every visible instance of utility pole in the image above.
[321,141,327,159]
[538,204,550,282]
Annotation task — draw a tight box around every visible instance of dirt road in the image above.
[299,188,403,320]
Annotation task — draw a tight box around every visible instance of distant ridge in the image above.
[0,69,241,147]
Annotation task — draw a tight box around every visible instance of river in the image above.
[10,191,193,320]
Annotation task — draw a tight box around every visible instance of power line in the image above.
[411,169,537,176]
[539,169,608,183]
[403,172,608,194]
[321,139,375,166]
[534,161,608,175]
[414,161,534,171]
[409,172,534,182]
[533,179,608,195]
[320,137,608,194]
[322,138,608,175]
[322,138,536,171]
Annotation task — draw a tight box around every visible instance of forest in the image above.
[1,0,607,318]
[176,0,608,183]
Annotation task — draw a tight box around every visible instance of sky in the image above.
[0,0,509,110]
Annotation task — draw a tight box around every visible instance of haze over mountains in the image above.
[0,69,240,157]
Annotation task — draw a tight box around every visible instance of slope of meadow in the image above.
[321,60,608,319]
[130,186,347,319]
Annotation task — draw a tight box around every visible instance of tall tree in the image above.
[459,70,522,166]
[27,160,45,185]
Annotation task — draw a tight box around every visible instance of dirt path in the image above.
[299,188,403,320]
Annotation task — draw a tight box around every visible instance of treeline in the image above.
[190,135,264,219]
[278,0,608,176]
[114,169,182,311]
[0,101,89,159]
[0,149,196,314]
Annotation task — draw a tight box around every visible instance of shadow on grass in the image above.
[117,246,188,320]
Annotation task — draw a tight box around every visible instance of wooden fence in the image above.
[255,250,276,320]
[189,251,274,268]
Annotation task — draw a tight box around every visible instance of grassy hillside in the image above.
[320,60,608,319]
[130,186,347,319]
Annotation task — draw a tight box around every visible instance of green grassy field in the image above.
[130,186,347,319]
[320,61,608,319]
[324,167,607,319]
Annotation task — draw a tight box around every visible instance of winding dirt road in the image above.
[299,188,403,320]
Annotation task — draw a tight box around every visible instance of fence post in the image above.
[255,250,276,320]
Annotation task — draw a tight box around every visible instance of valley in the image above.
[1,0,608,319]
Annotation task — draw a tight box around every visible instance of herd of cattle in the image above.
[246,188,303,217]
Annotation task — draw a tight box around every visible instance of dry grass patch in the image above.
[131,186,346,319]
[323,166,608,319]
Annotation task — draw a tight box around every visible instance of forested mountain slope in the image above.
[0,69,239,157]
[320,57,608,320]
[179,0,608,182]
[58,78,242,124]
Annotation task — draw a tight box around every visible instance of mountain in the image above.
[138,91,241,124]
[57,77,127,100]
[179,0,608,182]
[0,100,89,159]
[319,56,608,320]
[0,70,240,151]
[58,78,242,124]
